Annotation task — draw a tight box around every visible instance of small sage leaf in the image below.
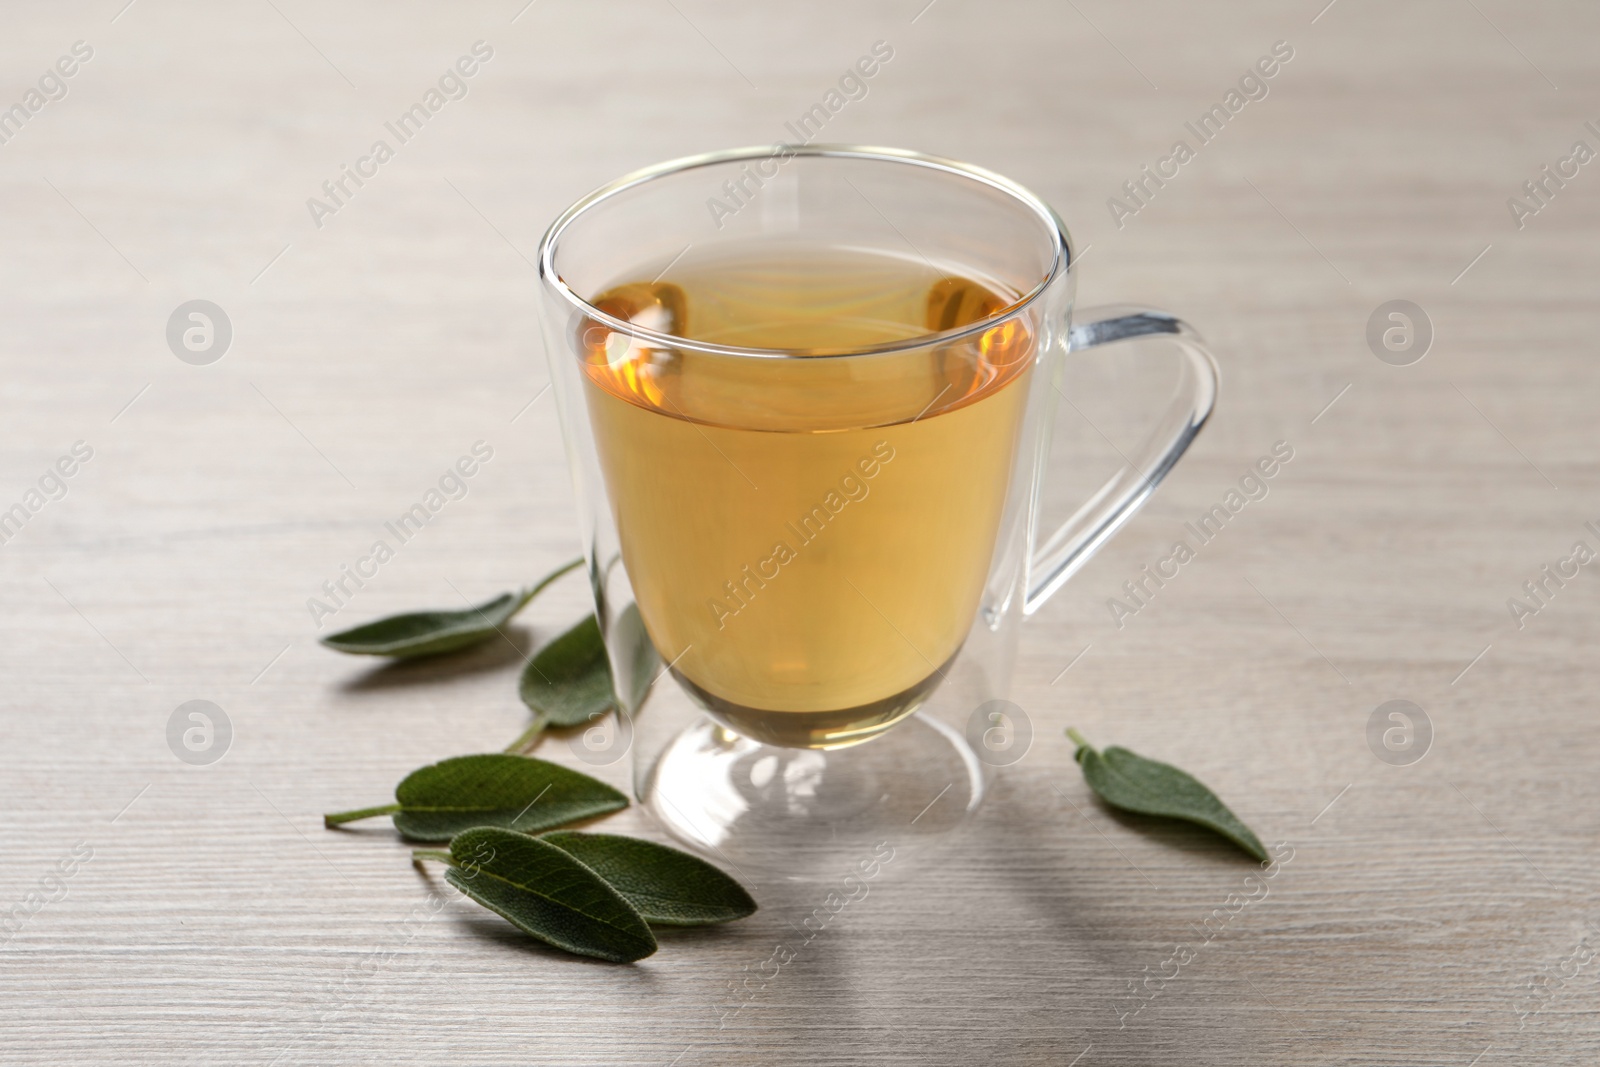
[322,752,627,840]
[1068,729,1267,862]
[319,557,581,658]
[519,615,615,728]
[541,831,757,926]
[443,827,656,963]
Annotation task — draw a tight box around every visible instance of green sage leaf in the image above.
[519,614,615,728]
[318,557,581,658]
[443,827,656,963]
[612,602,662,712]
[394,753,628,841]
[323,752,627,840]
[541,831,757,926]
[1068,729,1267,862]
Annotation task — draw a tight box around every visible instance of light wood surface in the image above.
[4,1,1600,1063]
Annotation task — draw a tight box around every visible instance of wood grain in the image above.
[2,1,1599,1063]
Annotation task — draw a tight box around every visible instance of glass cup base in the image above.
[670,657,953,749]
[640,711,985,883]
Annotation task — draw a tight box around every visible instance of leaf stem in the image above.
[516,557,585,613]
[1065,727,1093,752]
[411,849,452,866]
[323,803,401,827]
[503,715,549,754]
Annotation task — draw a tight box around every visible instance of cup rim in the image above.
[536,144,1074,360]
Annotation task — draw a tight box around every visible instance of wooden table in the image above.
[3,1,1597,1062]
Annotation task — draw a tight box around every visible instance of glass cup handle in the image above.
[1024,305,1220,615]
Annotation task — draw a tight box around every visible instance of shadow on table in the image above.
[333,626,535,693]
[982,770,1291,1052]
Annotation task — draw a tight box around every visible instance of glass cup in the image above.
[537,145,1218,880]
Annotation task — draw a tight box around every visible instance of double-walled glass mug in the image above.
[537,145,1218,879]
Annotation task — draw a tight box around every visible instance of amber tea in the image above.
[578,246,1033,748]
